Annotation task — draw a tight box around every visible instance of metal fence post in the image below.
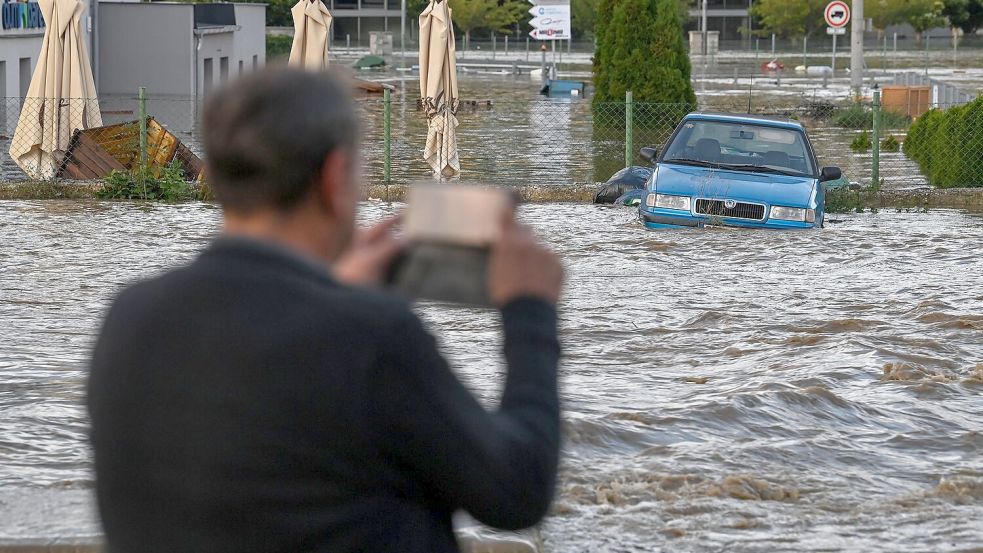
[924,35,930,76]
[872,87,881,190]
[383,88,392,186]
[625,90,633,168]
[882,34,887,68]
[138,86,148,199]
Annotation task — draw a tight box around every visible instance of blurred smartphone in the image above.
[386,183,516,306]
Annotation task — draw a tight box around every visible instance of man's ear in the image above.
[315,149,352,216]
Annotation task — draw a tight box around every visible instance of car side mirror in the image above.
[820,166,842,182]
[640,146,659,163]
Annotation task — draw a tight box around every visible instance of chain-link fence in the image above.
[2,90,980,190]
[1,95,203,183]
[357,97,694,188]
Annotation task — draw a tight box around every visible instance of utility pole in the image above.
[850,0,864,93]
[401,0,406,66]
[701,0,708,56]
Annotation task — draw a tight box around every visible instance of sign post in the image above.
[529,0,570,83]
[824,1,850,75]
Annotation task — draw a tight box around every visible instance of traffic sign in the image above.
[826,26,846,35]
[824,0,850,28]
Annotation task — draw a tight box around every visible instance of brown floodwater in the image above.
[0,200,981,551]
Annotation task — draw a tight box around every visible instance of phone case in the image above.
[385,183,514,307]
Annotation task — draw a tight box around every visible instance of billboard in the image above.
[528,2,570,41]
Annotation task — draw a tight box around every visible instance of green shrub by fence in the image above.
[830,103,911,130]
[266,35,293,61]
[903,97,983,188]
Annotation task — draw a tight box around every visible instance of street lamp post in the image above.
[701,0,708,56]
[401,0,406,66]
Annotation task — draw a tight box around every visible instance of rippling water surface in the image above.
[1,200,982,551]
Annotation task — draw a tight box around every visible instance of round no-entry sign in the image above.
[825,0,850,28]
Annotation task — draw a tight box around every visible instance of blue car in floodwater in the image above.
[638,113,842,229]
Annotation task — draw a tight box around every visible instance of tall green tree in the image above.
[571,0,600,38]
[866,0,907,30]
[867,0,946,37]
[592,0,695,105]
[906,0,946,34]
[944,0,983,33]
[222,0,293,26]
[449,0,525,43]
[749,0,828,38]
[409,0,430,19]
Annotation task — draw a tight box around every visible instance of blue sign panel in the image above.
[2,0,46,31]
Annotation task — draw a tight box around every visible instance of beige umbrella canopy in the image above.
[10,0,101,180]
[419,0,460,178]
[289,0,333,70]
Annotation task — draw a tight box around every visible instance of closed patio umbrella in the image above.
[289,0,332,71]
[9,0,101,180]
[419,0,460,177]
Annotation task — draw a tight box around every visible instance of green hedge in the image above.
[903,97,983,188]
[830,104,911,130]
[267,35,293,61]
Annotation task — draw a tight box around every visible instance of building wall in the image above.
[197,4,265,95]
[0,0,97,97]
[98,2,195,96]
[0,35,43,97]
[332,15,402,46]
[233,3,266,73]
[198,31,235,96]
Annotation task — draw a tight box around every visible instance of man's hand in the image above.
[488,213,564,308]
[334,216,403,287]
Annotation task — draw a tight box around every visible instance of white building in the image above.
[1,0,97,97]
[1,0,265,99]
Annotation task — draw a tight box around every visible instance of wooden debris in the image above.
[57,118,205,181]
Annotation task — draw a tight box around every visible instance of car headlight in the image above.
[646,194,691,211]
[770,206,816,223]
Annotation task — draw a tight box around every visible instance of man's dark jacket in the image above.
[88,237,560,553]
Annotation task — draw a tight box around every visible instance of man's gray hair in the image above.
[203,67,360,211]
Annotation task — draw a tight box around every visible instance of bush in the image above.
[831,104,911,130]
[902,108,942,168]
[850,130,872,153]
[826,186,873,213]
[266,35,293,61]
[881,135,901,152]
[97,161,206,202]
[903,97,983,188]
[592,0,695,107]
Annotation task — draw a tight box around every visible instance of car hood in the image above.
[654,163,818,207]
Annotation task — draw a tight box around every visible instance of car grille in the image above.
[695,199,765,220]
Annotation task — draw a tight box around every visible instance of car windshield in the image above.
[662,119,816,177]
